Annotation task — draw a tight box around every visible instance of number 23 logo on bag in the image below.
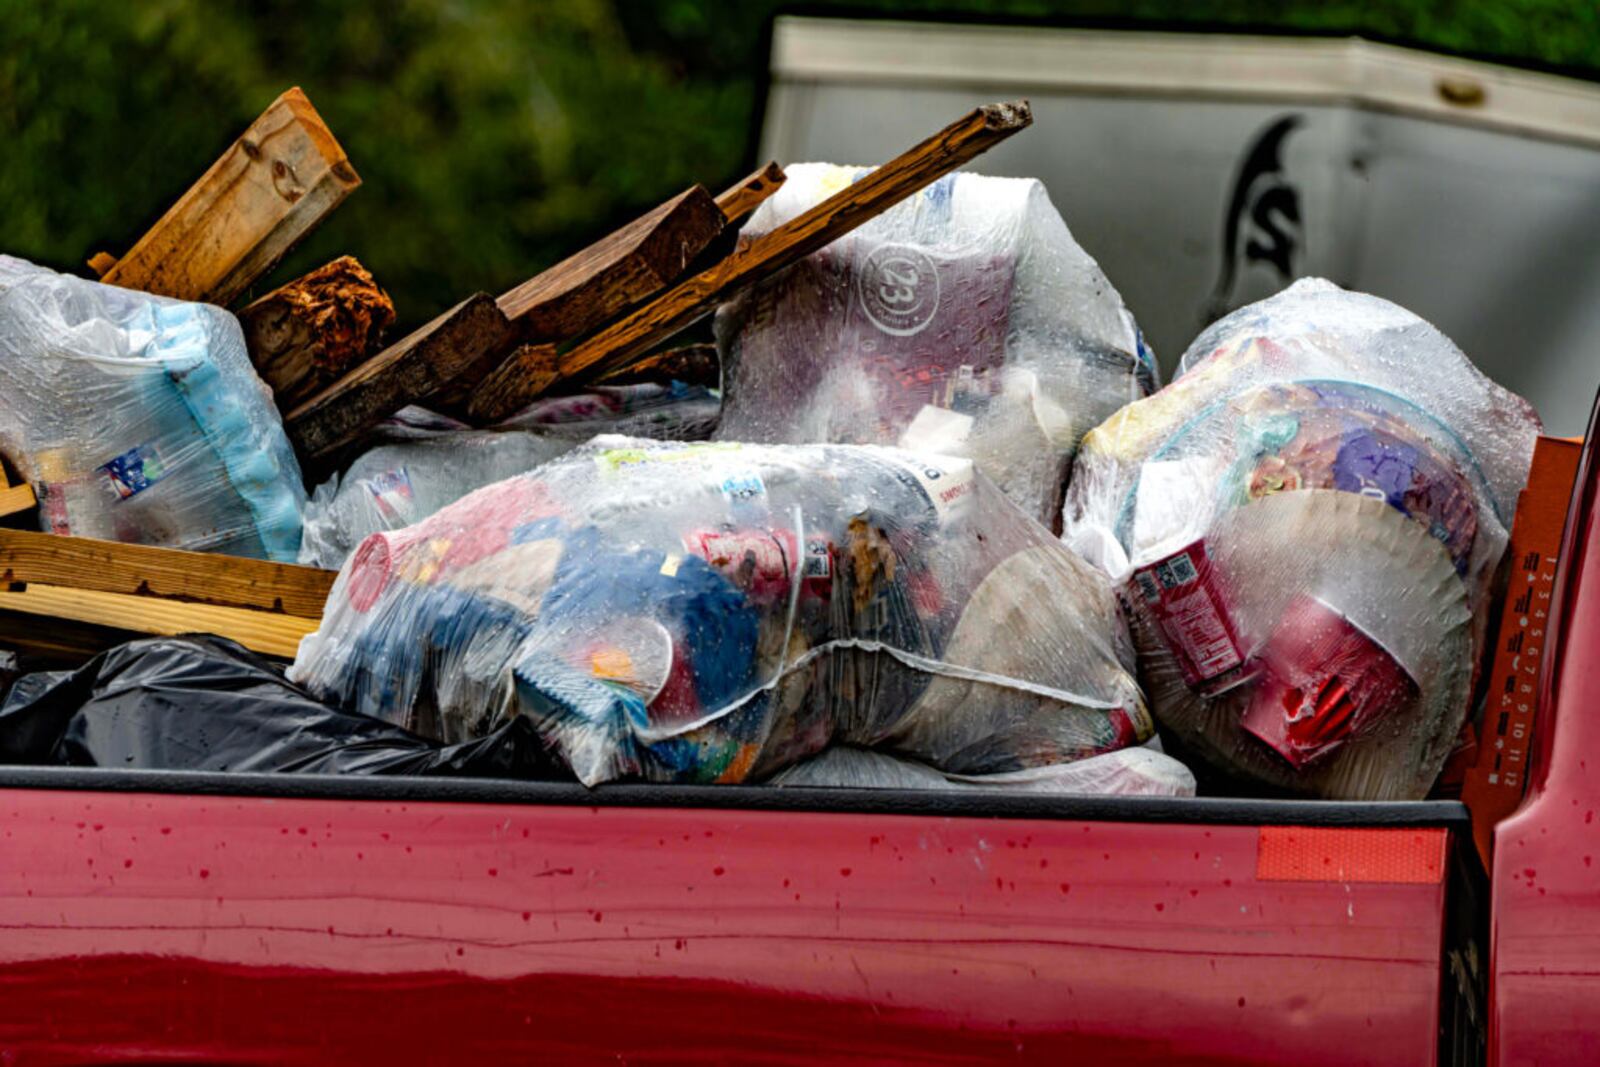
[858,244,940,337]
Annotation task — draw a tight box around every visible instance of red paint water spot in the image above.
[160,827,172,835]
[487,868,498,877]
[1059,883,1071,894]
[522,911,531,921]
[713,866,725,877]
[839,867,852,877]
[199,869,210,879]
[592,912,603,923]
[1238,997,1247,1007]
[1154,902,1165,912]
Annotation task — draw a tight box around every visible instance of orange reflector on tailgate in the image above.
[1257,826,1447,884]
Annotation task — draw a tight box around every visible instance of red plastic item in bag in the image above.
[1241,595,1418,768]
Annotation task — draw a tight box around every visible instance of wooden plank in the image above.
[0,609,146,665]
[0,584,316,659]
[496,186,727,342]
[595,342,718,386]
[0,528,335,617]
[237,255,395,412]
[466,100,1031,423]
[715,161,786,222]
[284,293,514,461]
[465,343,561,424]
[0,483,35,521]
[99,87,360,306]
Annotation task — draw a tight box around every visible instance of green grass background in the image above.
[3,0,1595,327]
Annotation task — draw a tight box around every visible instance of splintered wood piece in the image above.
[85,252,117,277]
[0,528,335,617]
[0,484,35,520]
[596,343,718,387]
[497,185,727,342]
[0,584,317,659]
[466,101,1031,423]
[465,344,561,424]
[99,87,360,305]
[238,255,395,411]
[285,293,514,460]
[432,186,728,417]
[715,161,786,222]
[0,464,36,521]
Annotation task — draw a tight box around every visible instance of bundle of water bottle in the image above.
[0,166,1541,800]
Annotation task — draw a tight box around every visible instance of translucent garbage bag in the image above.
[714,165,1156,527]
[299,430,577,569]
[299,382,724,570]
[0,256,305,560]
[773,744,1196,797]
[1064,279,1541,799]
[499,381,721,441]
[291,437,1151,786]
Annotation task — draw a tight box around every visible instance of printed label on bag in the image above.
[877,451,976,522]
[857,244,941,337]
[1132,540,1249,690]
[98,444,167,501]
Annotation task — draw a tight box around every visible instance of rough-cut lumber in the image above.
[467,101,1032,422]
[716,161,786,222]
[0,528,335,618]
[0,609,133,665]
[85,251,117,277]
[596,343,719,387]
[497,185,727,343]
[98,87,360,306]
[285,293,513,460]
[466,344,561,423]
[431,186,728,418]
[0,584,316,659]
[0,465,36,521]
[238,256,395,411]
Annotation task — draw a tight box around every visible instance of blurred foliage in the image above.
[2,0,1597,327]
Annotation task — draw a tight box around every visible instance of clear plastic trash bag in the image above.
[0,256,305,560]
[715,166,1156,527]
[1064,279,1540,799]
[299,382,725,570]
[291,437,1150,786]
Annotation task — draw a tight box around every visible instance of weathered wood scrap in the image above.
[97,87,360,305]
[237,256,395,411]
[466,100,1032,422]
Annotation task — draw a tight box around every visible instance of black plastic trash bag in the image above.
[0,635,563,778]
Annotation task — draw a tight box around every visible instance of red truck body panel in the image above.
[0,782,1455,1065]
[1491,401,1600,1065]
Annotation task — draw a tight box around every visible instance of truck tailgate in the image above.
[0,772,1463,1065]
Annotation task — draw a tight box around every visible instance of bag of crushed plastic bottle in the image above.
[1064,278,1541,799]
[772,744,1196,796]
[291,437,1150,786]
[0,256,305,560]
[714,166,1156,527]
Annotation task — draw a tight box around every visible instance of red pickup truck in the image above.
[1,402,1596,1064]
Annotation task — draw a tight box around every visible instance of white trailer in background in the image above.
[759,18,1600,433]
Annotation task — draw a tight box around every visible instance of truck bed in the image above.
[0,768,1478,1065]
